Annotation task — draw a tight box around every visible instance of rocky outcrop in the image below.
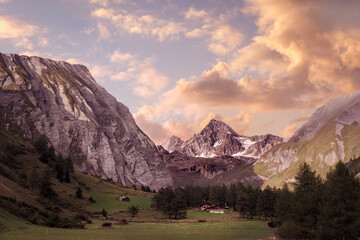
[161,136,183,153]
[162,119,283,160]
[0,53,172,190]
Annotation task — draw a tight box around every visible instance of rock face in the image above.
[162,119,283,160]
[0,53,172,190]
[160,119,282,187]
[255,89,360,187]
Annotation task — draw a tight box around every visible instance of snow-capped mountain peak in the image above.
[161,119,283,160]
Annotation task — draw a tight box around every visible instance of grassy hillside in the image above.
[255,121,360,188]
[0,127,154,229]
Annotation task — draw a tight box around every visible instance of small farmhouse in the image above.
[208,206,224,214]
[118,195,130,202]
[200,204,211,211]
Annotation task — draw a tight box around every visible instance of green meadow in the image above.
[0,217,274,240]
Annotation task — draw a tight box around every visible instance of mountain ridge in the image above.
[256,89,360,187]
[0,52,172,190]
[162,119,283,160]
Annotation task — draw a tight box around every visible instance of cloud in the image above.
[89,65,113,83]
[184,9,243,55]
[91,8,186,41]
[38,37,49,47]
[0,0,10,3]
[184,7,209,21]
[157,0,360,120]
[89,0,108,7]
[97,22,111,40]
[281,123,299,139]
[109,50,169,97]
[0,16,39,41]
[109,50,136,65]
[281,115,310,138]
[134,104,252,144]
[133,105,195,144]
[14,37,33,50]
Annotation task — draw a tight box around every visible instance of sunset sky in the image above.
[1,0,360,144]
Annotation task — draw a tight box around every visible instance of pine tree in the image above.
[39,168,57,198]
[170,188,187,219]
[76,187,83,199]
[292,162,323,239]
[226,184,237,210]
[316,161,360,239]
[275,183,294,222]
[256,186,277,220]
[128,205,139,217]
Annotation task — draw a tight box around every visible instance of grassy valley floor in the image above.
[0,217,274,240]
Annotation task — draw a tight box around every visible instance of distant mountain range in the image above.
[1,52,359,190]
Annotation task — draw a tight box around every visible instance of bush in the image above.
[116,219,128,225]
[75,187,83,199]
[101,222,112,227]
[88,197,96,203]
[101,208,108,217]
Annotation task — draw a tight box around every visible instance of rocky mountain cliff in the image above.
[0,53,172,190]
[162,119,283,160]
[160,119,282,187]
[255,90,360,187]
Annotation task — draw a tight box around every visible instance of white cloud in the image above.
[109,50,169,97]
[0,16,38,40]
[97,22,111,40]
[184,9,243,55]
[109,50,136,65]
[184,7,209,21]
[133,105,195,144]
[91,8,186,41]
[14,37,33,50]
[38,37,49,47]
[89,0,108,7]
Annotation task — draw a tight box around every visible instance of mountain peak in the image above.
[201,119,237,135]
[161,135,184,153]
[0,52,173,190]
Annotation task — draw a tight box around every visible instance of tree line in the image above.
[153,161,360,239]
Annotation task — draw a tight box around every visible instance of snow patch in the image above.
[231,151,259,159]
[213,140,223,147]
[335,123,344,136]
[195,153,217,158]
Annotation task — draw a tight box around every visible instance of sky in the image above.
[1,0,360,144]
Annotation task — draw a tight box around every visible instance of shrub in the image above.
[101,222,112,227]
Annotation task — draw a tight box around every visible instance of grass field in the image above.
[0,219,275,240]
[90,192,152,212]
[0,209,29,232]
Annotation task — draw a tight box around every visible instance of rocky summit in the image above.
[0,53,172,190]
[160,119,283,187]
[162,119,283,161]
